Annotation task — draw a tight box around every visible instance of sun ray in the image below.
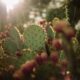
[2,0,20,12]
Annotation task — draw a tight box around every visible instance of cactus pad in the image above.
[23,25,46,51]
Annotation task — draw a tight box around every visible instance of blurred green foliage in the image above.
[46,7,66,21]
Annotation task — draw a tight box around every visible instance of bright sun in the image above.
[2,0,20,12]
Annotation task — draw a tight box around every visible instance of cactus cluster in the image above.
[0,19,80,80]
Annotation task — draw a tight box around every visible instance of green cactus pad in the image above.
[46,26,54,39]
[2,27,23,54]
[8,27,22,49]
[2,38,18,54]
[23,25,46,51]
[15,51,36,68]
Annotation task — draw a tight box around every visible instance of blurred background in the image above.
[0,0,80,29]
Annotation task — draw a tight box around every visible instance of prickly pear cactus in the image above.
[23,25,46,51]
[15,25,47,68]
[1,25,47,68]
[2,27,22,54]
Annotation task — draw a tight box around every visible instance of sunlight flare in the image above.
[2,0,21,12]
